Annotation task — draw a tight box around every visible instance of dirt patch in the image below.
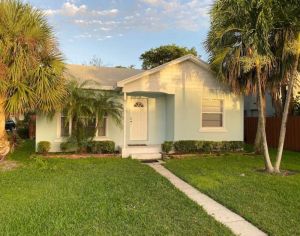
[0,160,20,171]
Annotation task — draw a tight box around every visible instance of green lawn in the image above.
[0,141,232,236]
[165,151,300,236]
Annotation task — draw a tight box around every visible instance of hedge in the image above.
[170,140,244,153]
[162,141,173,154]
[87,141,115,154]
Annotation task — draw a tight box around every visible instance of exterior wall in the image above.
[165,95,175,141]
[244,94,275,117]
[36,113,124,152]
[36,113,61,152]
[123,60,244,142]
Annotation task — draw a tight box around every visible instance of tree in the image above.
[140,44,198,70]
[88,55,103,67]
[63,80,122,152]
[272,1,300,172]
[0,0,67,160]
[206,0,276,172]
[206,0,300,173]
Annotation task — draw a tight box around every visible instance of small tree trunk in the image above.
[257,67,274,173]
[0,96,10,161]
[254,93,265,154]
[275,55,299,173]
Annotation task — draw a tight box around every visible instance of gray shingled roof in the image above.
[64,64,144,88]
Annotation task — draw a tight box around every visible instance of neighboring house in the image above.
[36,55,244,158]
[244,94,275,117]
[244,77,300,117]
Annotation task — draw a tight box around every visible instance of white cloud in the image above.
[61,2,87,16]
[94,9,119,16]
[44,2,118,18]
[44,0,212,43]
[138,0,212,31]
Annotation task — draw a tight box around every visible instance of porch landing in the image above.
[122,145,162,160]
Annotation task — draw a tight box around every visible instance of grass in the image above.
[164,150,300,236]
[0,141,233,236]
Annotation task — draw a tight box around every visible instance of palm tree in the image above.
[272,1,300,172]
[0,0,67,160]
[63,80,122,152]
[205,0,276,172]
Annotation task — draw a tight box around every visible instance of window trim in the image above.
[95,114,108,138]
[199,98,227,132]
[57,112,72,139]
[56,112,111,142]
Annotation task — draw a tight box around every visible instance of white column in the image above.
[122,92,127,157]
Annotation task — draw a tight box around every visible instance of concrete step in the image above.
[126,145,161,154]
[131,153,162,160]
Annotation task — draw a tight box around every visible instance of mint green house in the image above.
[36,55,244,159]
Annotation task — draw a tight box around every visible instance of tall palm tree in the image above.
[63,80,122,152]
[0,0,67,160]
[205,0,276,172]
[272,0,300,172]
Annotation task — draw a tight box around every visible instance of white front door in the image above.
[129,98,148,141]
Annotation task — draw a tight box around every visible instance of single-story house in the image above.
[36,55,244,159]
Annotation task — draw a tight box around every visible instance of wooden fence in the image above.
[244,117,300,151]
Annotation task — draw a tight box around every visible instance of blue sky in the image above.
[26,0,213,68]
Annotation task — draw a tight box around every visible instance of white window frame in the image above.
[200,98,227,132]
[56,112,111,142]
[56,112,72,140]
[95,114,108,138]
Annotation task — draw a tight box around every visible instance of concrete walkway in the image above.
[147,162,267,236]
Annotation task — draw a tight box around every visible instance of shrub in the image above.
[162,141,173,153]
[37,141,51,154]
[173,140,244,153]
[88,141,115,154]
[60,140,78,152]
[174,140,198,153]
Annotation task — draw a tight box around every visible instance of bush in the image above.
[173,140,244,153]
[174,140,199,153]
[87,141,115,154]
[162,141,173,153]
[60,142,70,152]
[37,141,51,154]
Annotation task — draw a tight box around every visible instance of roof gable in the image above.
[117,54,211,87]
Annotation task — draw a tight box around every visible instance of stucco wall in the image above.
[36,113,124,152]
[123,60,244,142]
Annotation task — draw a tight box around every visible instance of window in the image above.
[97,116,107,137]
[59,113,108,138]
[61,111,70,137]
[202,99,224,128]
[134,102,144,108]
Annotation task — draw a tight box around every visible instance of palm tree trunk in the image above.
[254,93,265,154]
[257,68,274,173]
[275,55,299,172]
[0,96,10,161]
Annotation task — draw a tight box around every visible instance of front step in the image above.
[131,153,162,160]
[122,145,162,159]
